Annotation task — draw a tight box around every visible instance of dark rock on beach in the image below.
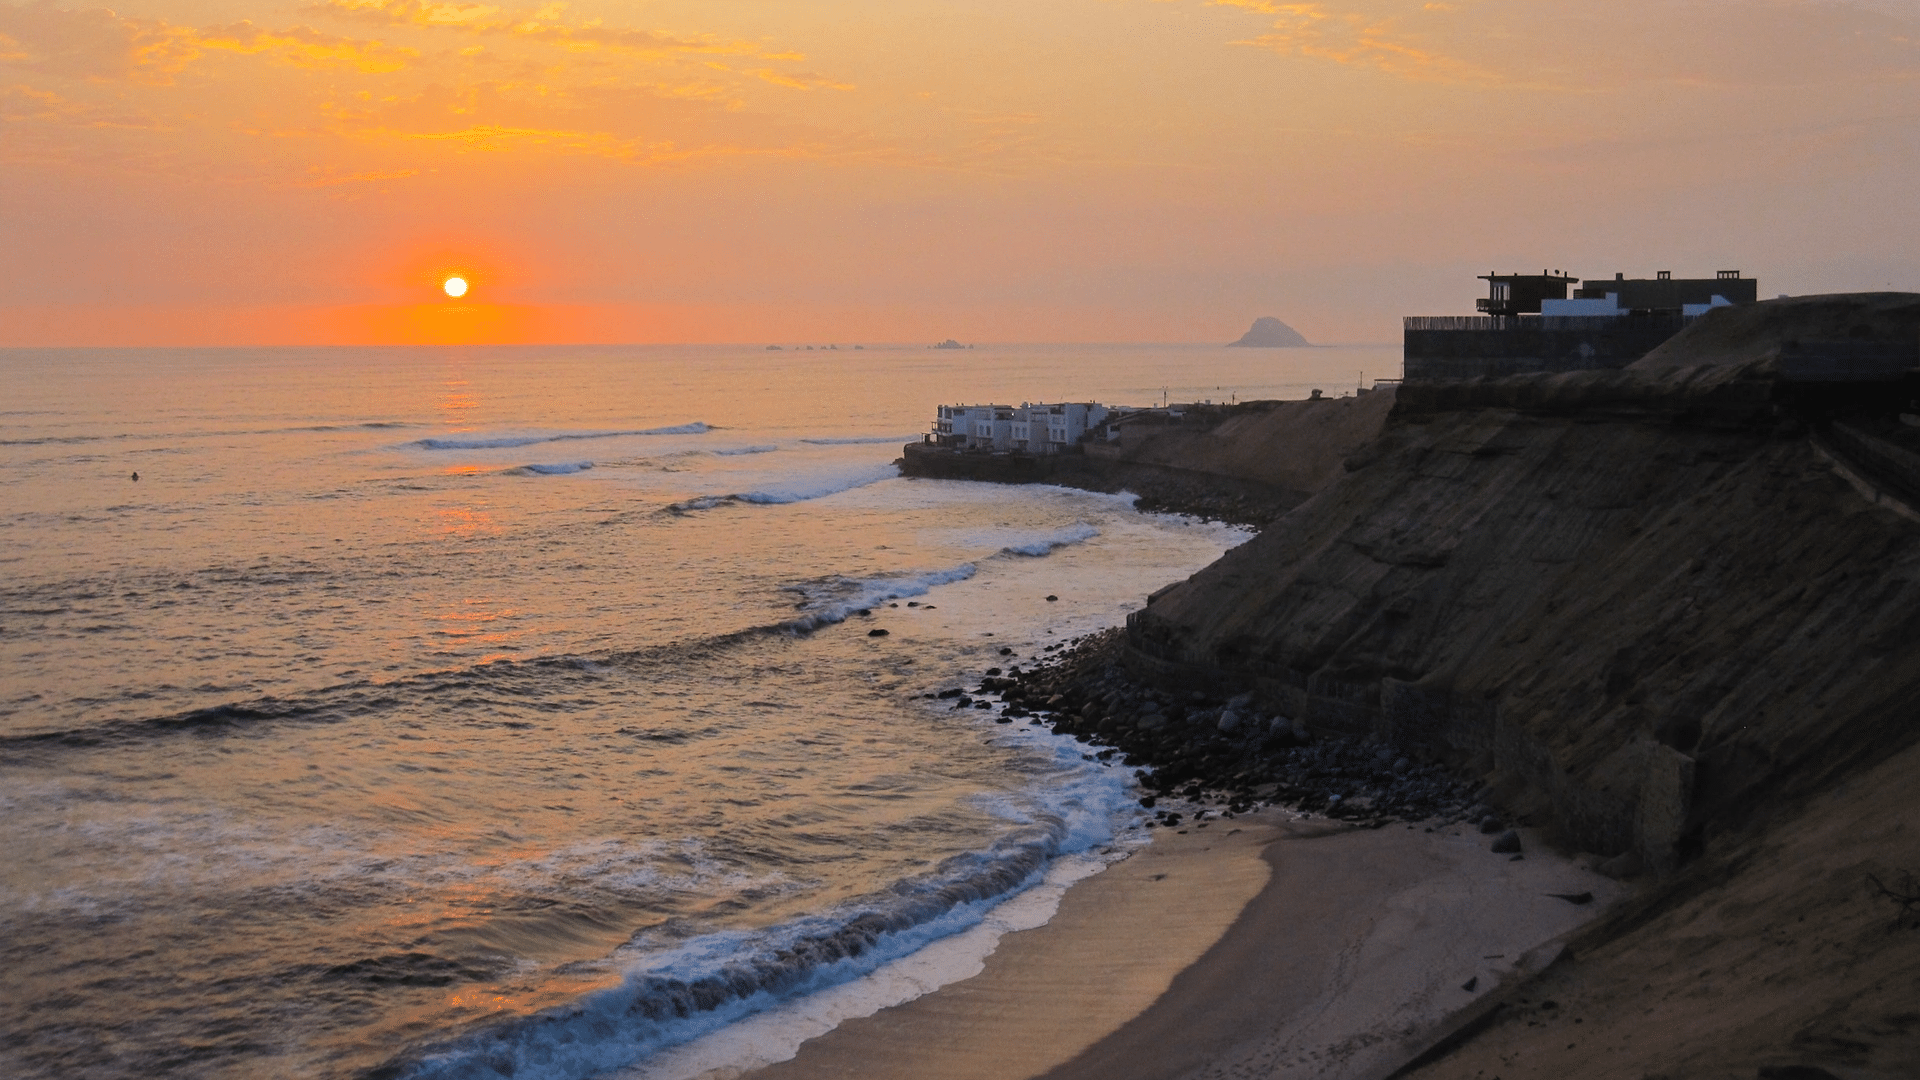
[959,628,1484,828]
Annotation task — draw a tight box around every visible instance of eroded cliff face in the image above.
[1091,386,1395,500]
[1127,296,1920,873]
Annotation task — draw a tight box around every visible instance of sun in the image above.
[442,276,469,299]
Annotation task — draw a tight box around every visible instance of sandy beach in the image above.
[745,812,1624,1080]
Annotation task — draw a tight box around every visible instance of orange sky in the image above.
[3,0,1918,345]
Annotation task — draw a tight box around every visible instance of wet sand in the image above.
[745,813,1623,1080]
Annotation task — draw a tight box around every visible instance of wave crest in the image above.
[997,521,1099,558]
[414,423,709,451]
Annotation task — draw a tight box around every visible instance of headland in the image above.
[832,292,1920,1078]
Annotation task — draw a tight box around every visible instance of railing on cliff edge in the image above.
[1403,313,1700,332]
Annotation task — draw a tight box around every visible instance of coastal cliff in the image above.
[1111,293,1920,1076]
[901,390,1393,525]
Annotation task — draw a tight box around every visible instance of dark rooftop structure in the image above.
[1575,270,1758,312]
[1404,265,1762,381]
[1476,271,1579,317]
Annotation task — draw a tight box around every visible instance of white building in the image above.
[1540,291,1735,318]
[930,402,1111,453]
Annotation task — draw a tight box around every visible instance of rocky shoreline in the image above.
[899,444,1301,529]
[933,628,1539,847]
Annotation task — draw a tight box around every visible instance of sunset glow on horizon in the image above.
[3,0,1919,346]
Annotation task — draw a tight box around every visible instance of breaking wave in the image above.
[519,461,594,475]
[413,423,710,451]
[666,465,898,514]
[378,749,1134,1080]
[780,564,980,632]
[998,521,1099,557]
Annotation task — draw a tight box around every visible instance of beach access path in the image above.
[746,812,1624,1080]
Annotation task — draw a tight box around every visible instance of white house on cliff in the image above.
[930,402,1111,453]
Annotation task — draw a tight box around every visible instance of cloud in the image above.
[0,3,415,81]
[311,0,504,29]
[0,0,867,181]
[185,23,417,73]
[1208,0,1920,90]
[751,67,853,92]
[1,79,152,125]
[383,121,831,164]
[303,0,768,60]
[291,165,420,186]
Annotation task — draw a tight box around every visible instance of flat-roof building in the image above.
[1405,267,1759,380]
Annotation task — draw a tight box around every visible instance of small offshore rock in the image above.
[867,628,889,637]
[1461,976,1478,992]
[1479,815,1505,835]
[1046,594,1059,602]
[1547,892,1595,905]
[1491,830,1523,854]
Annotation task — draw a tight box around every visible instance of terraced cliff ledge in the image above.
[1127,294,1920,880]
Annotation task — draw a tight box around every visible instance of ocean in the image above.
[0,341,1398,1080]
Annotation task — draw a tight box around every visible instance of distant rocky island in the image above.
[1227,316,1310,347]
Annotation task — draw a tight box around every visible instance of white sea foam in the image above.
[712,445,779,456]
[997,520,1099,557]
[615,851,1117,1080]
[414,423,709,451]
[734,465,895,504]
[669,464,899,513]
[781,564,980,632]
[521,461,594,475]
[394,727,1144,1080]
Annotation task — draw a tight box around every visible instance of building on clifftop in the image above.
[929,402,1110,454]
[1405,268,1758,380]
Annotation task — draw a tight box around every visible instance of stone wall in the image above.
[1403,320,1686,381]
